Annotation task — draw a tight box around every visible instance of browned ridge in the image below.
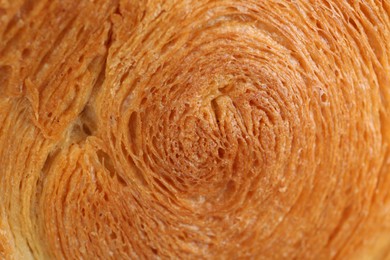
[0,0,390,259]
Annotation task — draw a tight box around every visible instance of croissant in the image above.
[1,0,389,259]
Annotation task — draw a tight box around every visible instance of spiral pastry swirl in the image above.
[0,0,390,259]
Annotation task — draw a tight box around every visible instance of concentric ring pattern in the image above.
[1,0,390,259]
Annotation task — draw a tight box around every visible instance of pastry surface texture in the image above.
[0,0,390,259]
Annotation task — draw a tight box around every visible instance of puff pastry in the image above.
[0,0,390,259]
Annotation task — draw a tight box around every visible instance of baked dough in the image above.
[1,0,390,259]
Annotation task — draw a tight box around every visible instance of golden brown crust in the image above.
[0,0,390,259]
